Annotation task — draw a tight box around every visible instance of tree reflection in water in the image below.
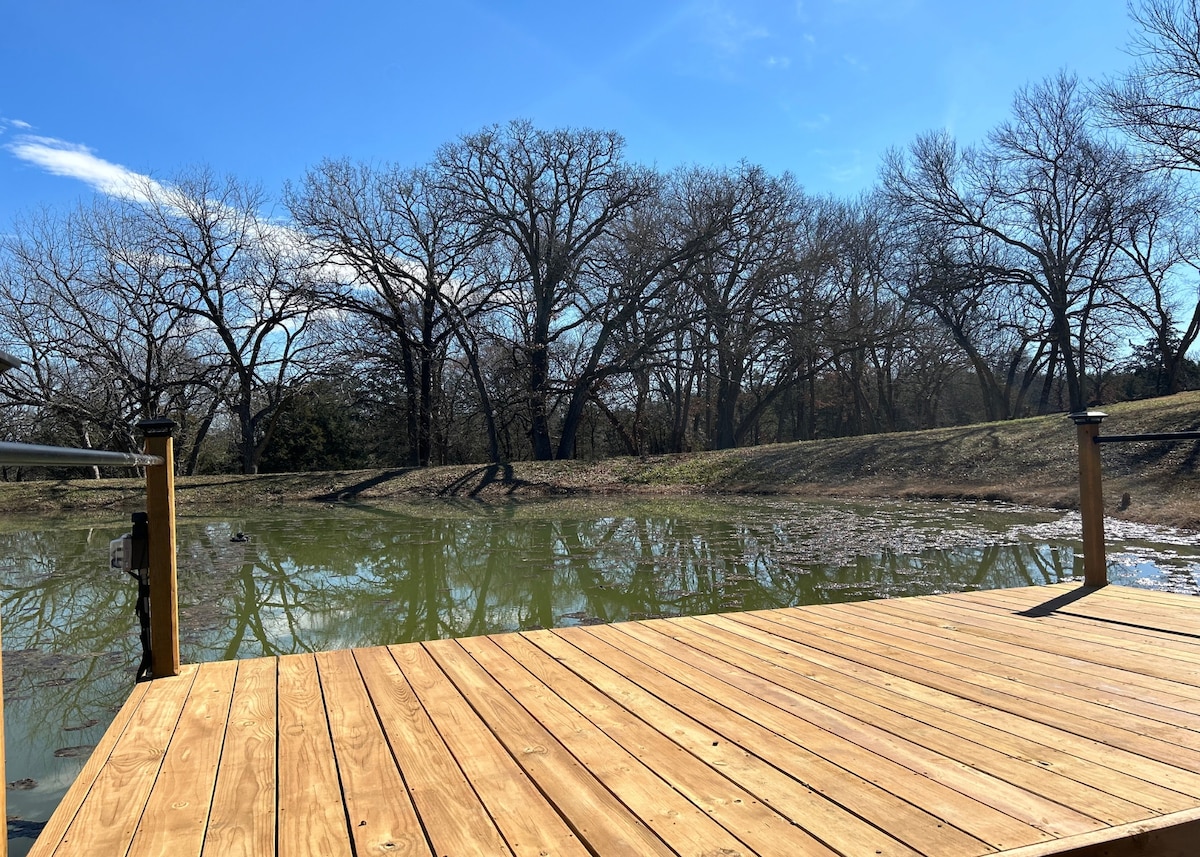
[3,496,1198,855]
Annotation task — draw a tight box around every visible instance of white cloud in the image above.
[0,117,32,136]
[6,135,165,203]
[2,130,405,301]
[766,55,792,69]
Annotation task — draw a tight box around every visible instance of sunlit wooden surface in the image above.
[27,583,1200,856]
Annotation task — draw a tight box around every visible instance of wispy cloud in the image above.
[766,55,792,70]
[0,117,33,136]
[842,53,870,74]
[4,130,372,291]
[691,1,769,56]
[6,134,165,202]
[801,113,831,131]
[810,147,867,185]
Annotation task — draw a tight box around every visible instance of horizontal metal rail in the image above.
[1095,431,1200,443]
[0,441,163,468]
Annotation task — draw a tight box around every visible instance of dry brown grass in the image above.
[3,392,1199,528]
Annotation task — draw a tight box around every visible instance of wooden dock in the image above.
[26,583,1200,856]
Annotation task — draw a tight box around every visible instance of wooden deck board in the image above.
[276,653,352,857]
[675,615,1151,825]
[699,613,1197,815]
[126,660,236,857]
[25,583,1200,857]
[551,622,992,857]
[200,657,276,857]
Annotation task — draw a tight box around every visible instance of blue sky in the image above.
[1,0,1137,226]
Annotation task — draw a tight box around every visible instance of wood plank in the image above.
[1087,585,1200,610]
[707,612,1199,815]
[26,584,1200,857]
[277,653,352,857]
[126,660,237,857]
[949,589,1200,660]
[25,679,151,857]
[542,627,992,857]
[48,667,198,857]
[391,641,589,857]
[201,657,277,857]
[828,605,1200,742]
[956,588,1200,653]
[820,601,1200,727]
[490,631,850,857]
[678,614,1156,825]
[761,605,1200,770]
[315,649,428,857]
[763,597,1200,744]
[353,644,513,856]
[458,634,761,856]
[619,619,1105,839]
[581,623,1047,851]
[942,591,1200,676]
[1025,584,1200,620]
[995,805,1200,857]
[726,609,1200,803]
[861,596,1200,703]
[422,638,677,856]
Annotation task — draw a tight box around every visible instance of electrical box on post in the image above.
[109,533,133,573]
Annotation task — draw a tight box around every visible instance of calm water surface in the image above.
[3,495,1199,852]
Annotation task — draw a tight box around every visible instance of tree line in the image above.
[4,0,1200,477]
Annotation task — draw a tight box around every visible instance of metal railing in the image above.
[0,441,163,468]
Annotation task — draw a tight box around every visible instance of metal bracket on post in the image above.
[138,417,180,678]
[1069,410,1108,588]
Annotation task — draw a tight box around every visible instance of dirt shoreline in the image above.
[3,392,1199,530]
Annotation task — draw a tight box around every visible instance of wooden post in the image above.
[139,418,180,677]
[1070,411,1108,588]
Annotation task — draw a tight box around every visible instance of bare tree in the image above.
[134,170,326,474]
[288,159,501,464]
[670,164,850,449]
[1102,0,1200,392]
[1114,170,1200,393]
[0,204,218,471]
[435,121,658,460]
[885,73,1143,412]
[1103,0,1200,172]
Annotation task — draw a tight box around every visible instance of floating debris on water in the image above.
[35,677,77,688]
[63,719,99,732]
[6,779,36,791]
[53,745,94,758]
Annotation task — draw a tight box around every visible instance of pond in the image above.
[3,495,1199,853]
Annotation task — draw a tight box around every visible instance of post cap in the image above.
[137,417,178,437]
[1068,410,1107,425]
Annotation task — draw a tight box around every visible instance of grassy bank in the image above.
[4,392,1200,528]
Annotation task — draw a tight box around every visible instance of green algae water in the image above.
[3,495,1199,853]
